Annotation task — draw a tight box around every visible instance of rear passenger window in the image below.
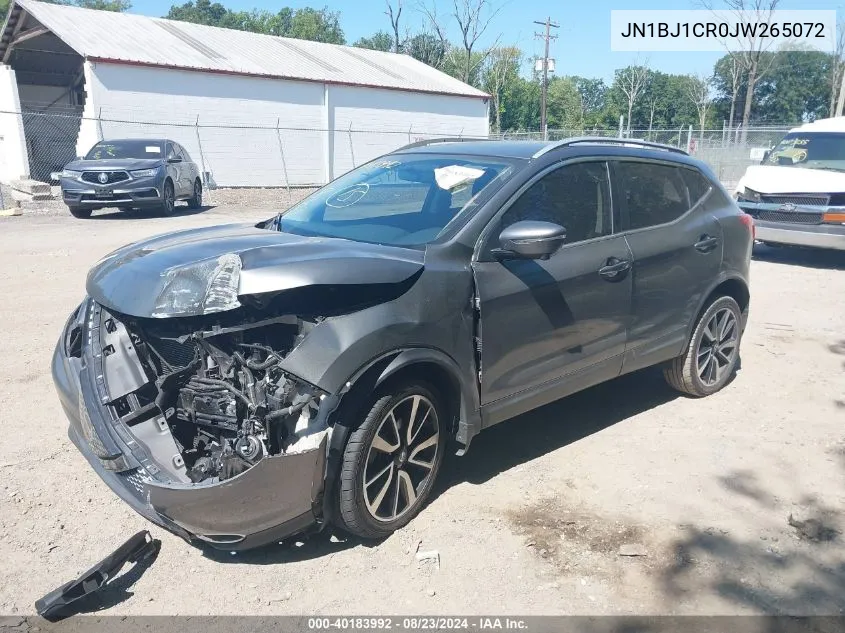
[617,162,690,230]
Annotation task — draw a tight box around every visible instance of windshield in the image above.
[85,140,164,160]
[276,154,515,247]
[765,132,845,171]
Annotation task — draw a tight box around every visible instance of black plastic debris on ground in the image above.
[34,530,160,621]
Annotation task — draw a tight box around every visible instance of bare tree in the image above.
[686,74,714,142]
[418,2,450,54]
[725,53,743,130]
[646,94,662,141]
[484,45,520,132]
[385,0,403,54]
[617,61,650,136]
[702,0,782,143]
[421,0,502,84]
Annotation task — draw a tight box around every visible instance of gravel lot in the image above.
[0,202,844,617]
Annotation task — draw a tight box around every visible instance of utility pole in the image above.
[534,17,559,140]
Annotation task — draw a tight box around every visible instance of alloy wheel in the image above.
[362,394,440,522]
[163,183,175,214]
[696,307,738,387]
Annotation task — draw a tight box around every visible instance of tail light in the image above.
[822,212,845,225]
[739,212,755,240]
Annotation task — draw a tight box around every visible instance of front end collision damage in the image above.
[53,298,340,549]
[53,228,483,549]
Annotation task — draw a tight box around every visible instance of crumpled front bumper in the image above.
[51,299,328,551]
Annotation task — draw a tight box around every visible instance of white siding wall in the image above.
[0,66,29,182]
[329,86,489,178]
[81,62,490,187]
[85,62,325,186]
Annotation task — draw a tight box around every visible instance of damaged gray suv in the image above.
[52,138,753,550]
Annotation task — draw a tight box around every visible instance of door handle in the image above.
[598,257,631,280]
[695,234,719,253]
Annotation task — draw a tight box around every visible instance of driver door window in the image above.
[498,161,613,247]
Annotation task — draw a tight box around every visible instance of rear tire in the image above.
[68,206,91,219]
[187,179,203,210]
[664,295,743,397]
[337,381,446,539]
[160,180,176,216]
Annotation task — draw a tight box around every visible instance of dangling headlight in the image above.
[153,254,242,317]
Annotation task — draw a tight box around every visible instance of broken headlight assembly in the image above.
[153,253,242,317]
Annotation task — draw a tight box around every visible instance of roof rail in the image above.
[533,136,688,158]
[394,137,490,152]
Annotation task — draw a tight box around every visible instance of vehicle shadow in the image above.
[753,243,845,271]
[90,204,216,220]
[204,368,682,565]
[436,366,679,491]
[200,529,364,565]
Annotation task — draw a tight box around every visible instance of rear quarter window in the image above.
[680,168,713,206]
[617,161,695,230]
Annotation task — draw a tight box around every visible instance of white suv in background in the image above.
[735,117,845,251]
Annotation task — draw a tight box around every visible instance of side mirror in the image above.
[493,220,567,260]
[761,150,770,163]
[167,156,183,164]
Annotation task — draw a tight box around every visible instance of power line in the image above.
[534,16,559,141]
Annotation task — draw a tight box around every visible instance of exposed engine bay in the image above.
[103,308,329,484]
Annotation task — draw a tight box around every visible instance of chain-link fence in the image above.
[0,108,794,199]
[491,125,794,189]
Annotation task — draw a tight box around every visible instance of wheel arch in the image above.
[688,274,750,340]
[320,347,480,528]
[329,348,476,440]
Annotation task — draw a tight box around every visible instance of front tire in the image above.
[664,295,743,397]
[68,206,91,219]
[160,180,176,216]
[338,382,446,539]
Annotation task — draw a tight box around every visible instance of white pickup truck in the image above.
[735,117,845,251]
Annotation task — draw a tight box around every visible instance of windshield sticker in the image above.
[434,165,486,191]
[374,160,401,169]
[326,183,370,208]
[146,146,162,153]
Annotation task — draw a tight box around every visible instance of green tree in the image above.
[353,31,393,52]
[570,76,608,129]
[482,46,520,131]
[288,7,343,43]
[1,0,9,18]
[440,48,486,87]
[74,0,130,8]
[33,0,131,9]
[166,2,344,43]
[546,76,584,130]
[166,0,228,25]
[754,50,831,123]
[404,33,446,68]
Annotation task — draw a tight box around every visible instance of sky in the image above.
[132,0,844,83]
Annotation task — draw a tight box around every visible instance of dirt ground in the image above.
[0,202,844,617]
